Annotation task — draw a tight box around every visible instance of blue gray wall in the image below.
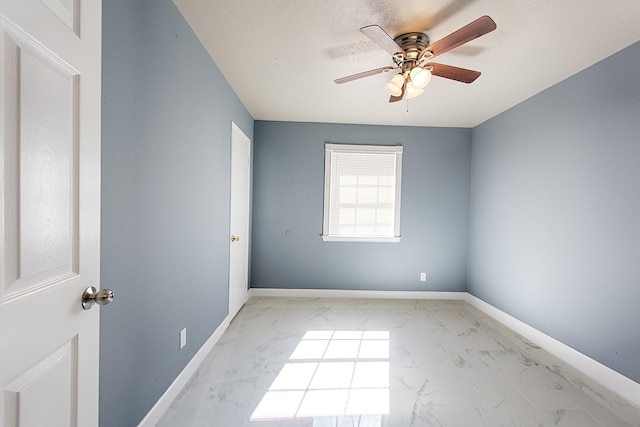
[251,122,471,291]
[100,0,253,425]
[468,41,640,383]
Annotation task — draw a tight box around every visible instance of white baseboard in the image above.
[137,315,232,427]
[248,288,466,300]
[465,293,640,408]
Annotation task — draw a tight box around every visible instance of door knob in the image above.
[82,286,114,310]
[231,235,240,242]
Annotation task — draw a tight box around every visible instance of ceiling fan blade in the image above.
[334,66,396,84]
[389,81,406,103]
[360,25,406,56]
[421,15,496,59]
[427,63,481,83]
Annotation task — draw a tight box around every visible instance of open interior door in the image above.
[0,0,104,425]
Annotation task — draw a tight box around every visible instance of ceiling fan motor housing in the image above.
[394,32,430,60]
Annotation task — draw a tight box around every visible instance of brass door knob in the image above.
[231,235,240,242]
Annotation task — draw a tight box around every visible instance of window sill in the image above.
[321,235,401,243]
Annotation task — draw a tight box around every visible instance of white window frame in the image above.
[322,143,403,243]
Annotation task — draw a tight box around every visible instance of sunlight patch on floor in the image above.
[251,330,390,422]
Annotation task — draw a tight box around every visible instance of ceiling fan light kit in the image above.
[335,15,497,103]
[406,85,424,99]
[384,64,432,96]
[410,66,431,89]
[385,74,405,97]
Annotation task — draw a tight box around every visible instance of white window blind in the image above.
[322,143,402,242]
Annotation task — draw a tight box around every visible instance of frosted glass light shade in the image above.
[406,83,424,99]
[384,74,405,96]
[410,67,431,89]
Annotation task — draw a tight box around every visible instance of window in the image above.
[322,143,402,242]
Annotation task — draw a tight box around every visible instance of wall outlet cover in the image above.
[420,272,427,282]
[180,328,187,349]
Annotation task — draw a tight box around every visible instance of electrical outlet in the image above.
[420,272,427,282]
[179,328,187,349]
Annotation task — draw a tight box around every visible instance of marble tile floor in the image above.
[157,297,640,427]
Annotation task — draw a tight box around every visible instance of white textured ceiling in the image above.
[173,0,640,128]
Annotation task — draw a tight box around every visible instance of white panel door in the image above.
[0,0,102,426]
[228,122,251,320]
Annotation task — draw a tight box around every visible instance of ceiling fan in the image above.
[335,16,497,103]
